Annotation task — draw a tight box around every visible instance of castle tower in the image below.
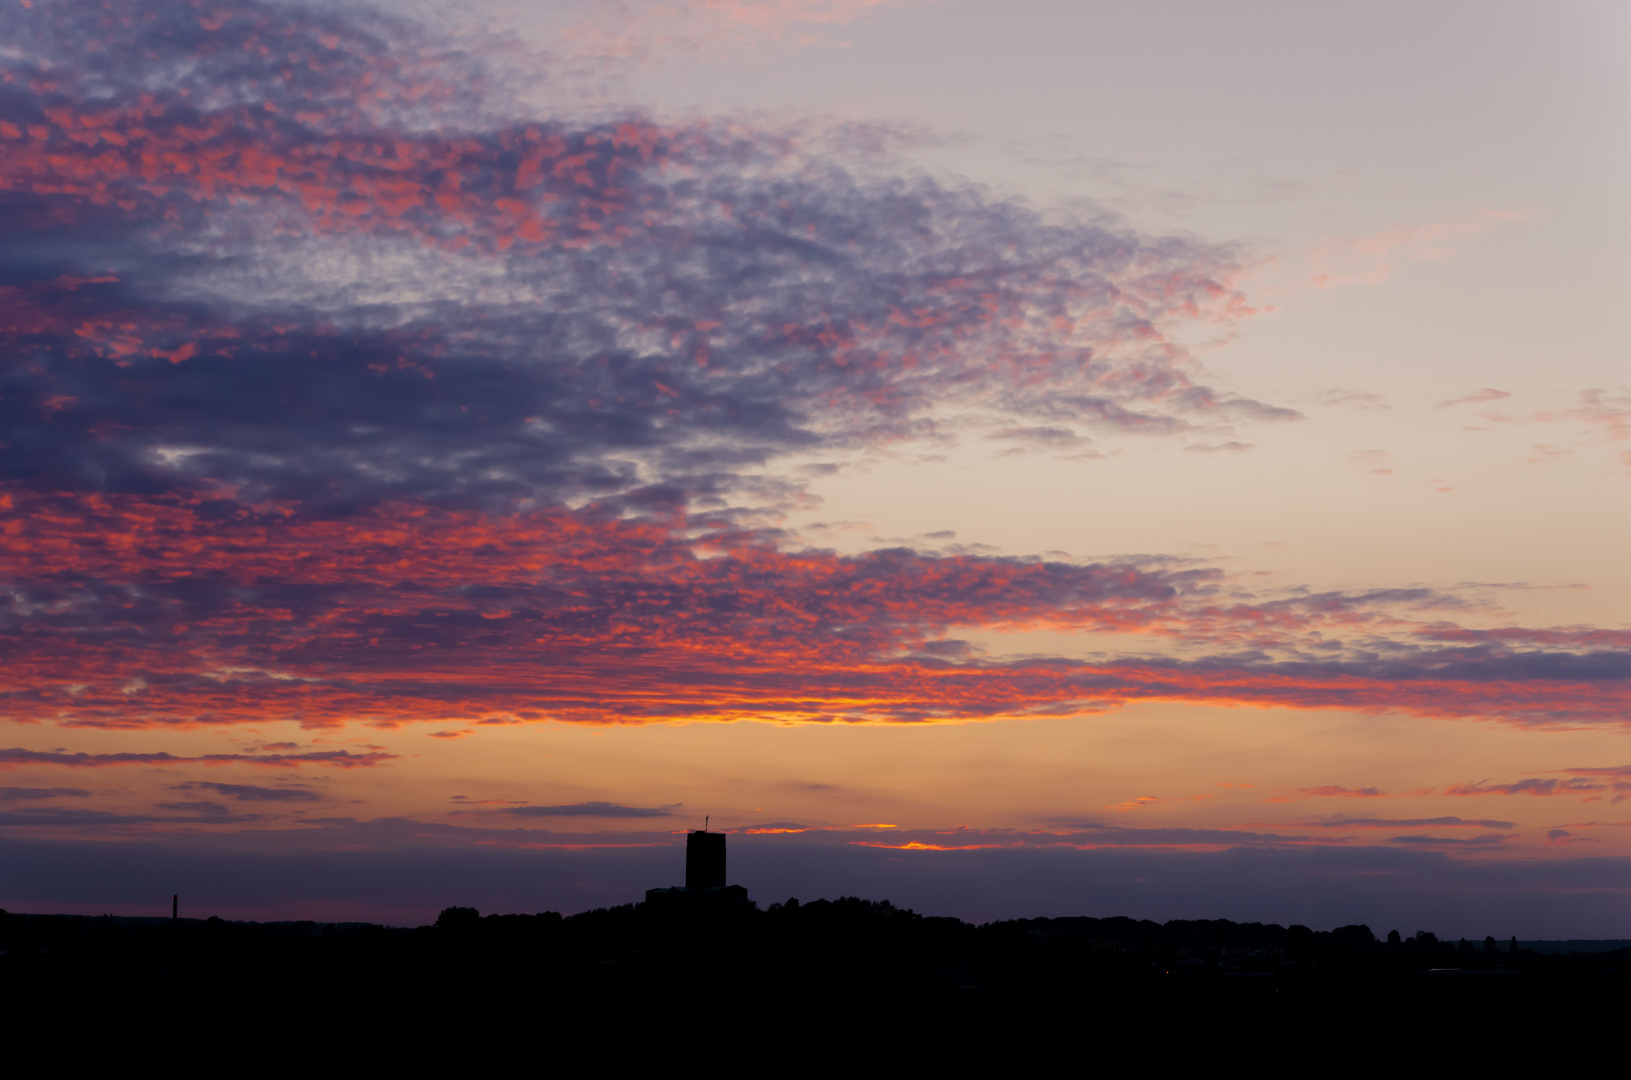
[645,823,750,909]
[686,830,727,890]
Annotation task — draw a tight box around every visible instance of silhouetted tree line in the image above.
[1,901,1625,1041]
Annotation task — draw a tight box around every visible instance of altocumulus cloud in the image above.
[0,0,1626,737]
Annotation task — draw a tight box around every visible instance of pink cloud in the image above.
[1437,388,1511,409]
[1304,210,1534,290]
[1535,389,1631,441]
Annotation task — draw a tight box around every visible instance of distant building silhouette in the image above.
[646,826,750,909]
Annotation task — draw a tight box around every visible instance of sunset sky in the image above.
[2,0,1629,934]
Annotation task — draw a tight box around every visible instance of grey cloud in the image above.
[1389,834,1514,847]
[1446,778,1610,797]
[0,806,260,826]
[154,800,234,815]
[1287,817,1517,830]
[506,802,673,818]
[0,748,396,769]
[170,782,323,803]
[991,426,1086,448]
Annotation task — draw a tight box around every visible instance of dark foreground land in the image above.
[3,900,1627,1055]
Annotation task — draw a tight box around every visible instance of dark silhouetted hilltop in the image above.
[3,900,1626,1059]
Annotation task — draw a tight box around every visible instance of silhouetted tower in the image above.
[172,894,178,920]
[686,830,727,891]
[646,819,749,908]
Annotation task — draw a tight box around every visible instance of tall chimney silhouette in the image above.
[171,894,177,920]
[685,830,726,891]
